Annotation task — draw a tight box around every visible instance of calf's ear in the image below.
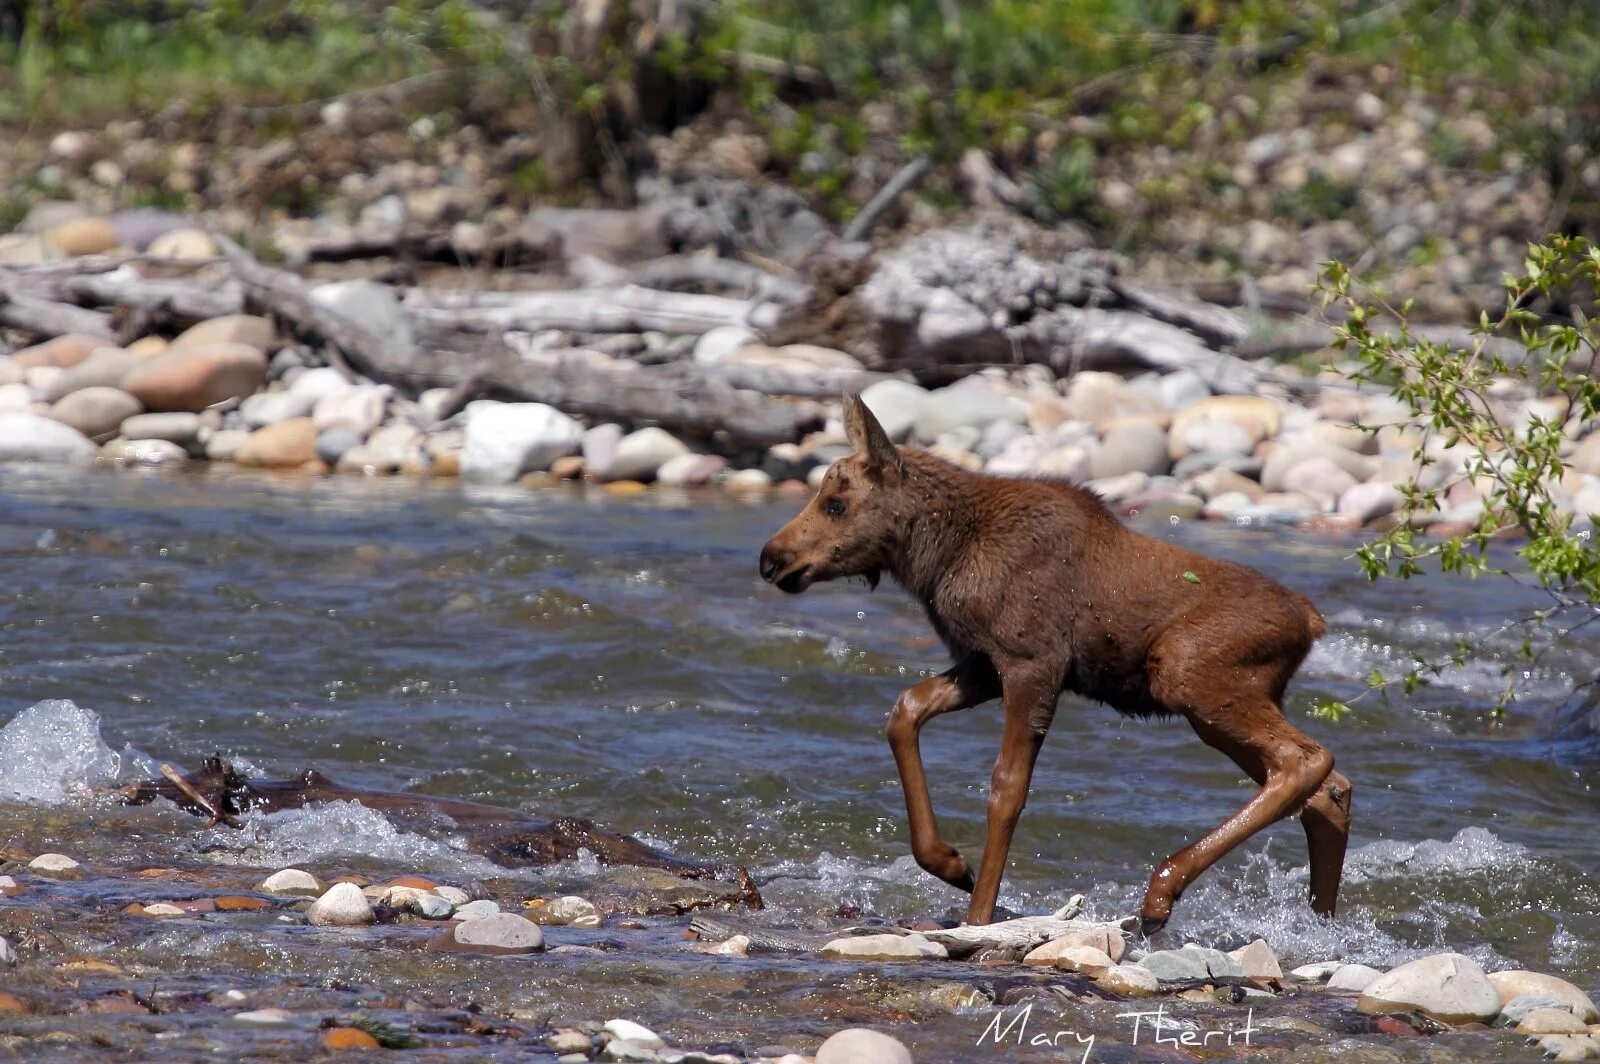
[842,394,903,482]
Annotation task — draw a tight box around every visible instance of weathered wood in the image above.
[7,268,243,322]
[215,235,413,382]
[404,284,782,336]
[0,274,116,340]
[1108,278,1250,349]
[700,361,897,399]
[630,254,810,305]
[842,156,933,243]
[916,916,1127,957]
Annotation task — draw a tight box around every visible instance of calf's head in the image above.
[760,395,906,594]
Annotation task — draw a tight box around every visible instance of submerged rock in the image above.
[1357,953,1501,1024]
[26,853,83,879]
[1139,946,1242,982]
[432,912,544,955]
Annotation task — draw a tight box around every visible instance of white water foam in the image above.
[0,698,150,802]
[197,799,508,879]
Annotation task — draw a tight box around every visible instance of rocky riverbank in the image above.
[4,839,1599,1062]
[0,220,1589,541]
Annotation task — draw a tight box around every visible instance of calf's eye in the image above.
[825,496,846,517]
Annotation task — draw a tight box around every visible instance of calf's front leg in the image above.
[886,656,1000,892]
[965,662,1062,925]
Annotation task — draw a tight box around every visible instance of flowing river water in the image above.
[0,467,1597,1061]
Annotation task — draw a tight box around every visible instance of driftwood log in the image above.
[122,755,763,908]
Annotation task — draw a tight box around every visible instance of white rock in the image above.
[1288,961,1343,982]
[305,882,376,927]
[1158,369,1210,411]
[604,427,689,482]
[711,934,750,957]
[1357,952,1501,1024]
[461,401,582,482]
[231,1008,293,1025]
[723,468,772,492]
[313,383,388,437]
[451,912,544,953]
[1326,963,1384,993]
[27,853,80,873]
[1097,964,1160,996]
[204,429,251,462]
[142,902,186,916]
[815,1028,913,1064]
[821,933,947,961]
[240,390,314,429]
[1519,1007,1590,1035]
[102,438,188,465]
[1338,480,1403,524]
[1489,971,1599,1023]
[1228,938,1283,981]
[858,379,931,442]
[0,414,96,465]
[602,1019,664,1049]
[120,412,201,443]
[286,367,355,404]
[0,935,15,966]
[453,899,501,920]
[258,868,321,895]
[692,326,758,365]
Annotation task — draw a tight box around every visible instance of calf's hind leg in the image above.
[1301,769,1352,916]
[1139,691,1334,935]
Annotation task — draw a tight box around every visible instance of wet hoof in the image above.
[1136,914,1168,938]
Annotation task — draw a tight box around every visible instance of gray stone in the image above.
[605,428,690,482]
[315,428,364,465]
[1086,470,1150,503]
[859,379,931,443]
[815,1028,913,1064]
[205,429,251,462]
[1281,456,1357,505]
[1288,961,1342,982]
[120,412,201,444]
[42,345,137,402]
[1326,963,1384,993]
[286,367,354,405]
[240,389,314,429]
[49,387,142,439]
[1261,440,1375,492]
[310,280,415,351]
[27,852,82,878]
[1518,1007,1590,1035]
[582,423,624,473]
[414,893,454,919]
[657,453,722,487]
[1228,939,1283,981]
[231,1007,293,1026]
[1496,995,1569,1027]
[603,1020,663,1049]
[306,882,376,927]
[0,935,14,966]
[453,899,501,920]
[1172,450,1262,478]
[448,912,544,954]
[976,418,1028,459]
[461,401,582,482]
[0,414,96,464]
[1091,423,1171,479]
[1158,370,1210,412]
[1139,947,1243,982]
[1357,953,1501,1024]
[914,387,1026,443]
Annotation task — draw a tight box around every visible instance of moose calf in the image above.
[759,395,1350,932]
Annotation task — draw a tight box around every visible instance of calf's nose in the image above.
[759,542,787,583]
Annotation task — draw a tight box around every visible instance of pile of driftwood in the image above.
[0,186,1423,451]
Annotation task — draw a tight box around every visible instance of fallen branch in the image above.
[0,274,116,340]
[842,156,933,243]
[6,268,243,322]
[629,254,810,305]
[215,234,412,382]
[403,284,782,335]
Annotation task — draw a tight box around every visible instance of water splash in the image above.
[197,799,508,879]
[0,698,143,803]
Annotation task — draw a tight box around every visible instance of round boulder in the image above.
[0,413,97,465]
[1357,953,1501,1024]
[122,343,268,412]
[234,418,318,468]
[604,428,689,482]
[1488,971,1598,1023]
[816,1028,913,1064]
[859,380,931,443]
[49,387,142,439]
[1090,423,1171,479]
[431,912,544,955]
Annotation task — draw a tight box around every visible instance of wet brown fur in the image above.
[759,395,1351,931]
